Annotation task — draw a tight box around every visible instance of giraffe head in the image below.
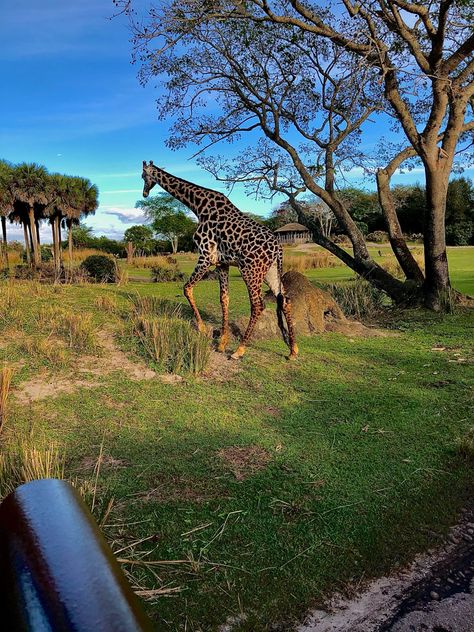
[142,160,156,198]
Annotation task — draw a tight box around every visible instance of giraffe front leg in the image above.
[184,256,212,334]
[216,264,230,352]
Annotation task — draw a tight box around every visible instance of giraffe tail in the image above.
[276,251,290,347]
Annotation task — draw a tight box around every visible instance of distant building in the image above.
[274,222,311,244]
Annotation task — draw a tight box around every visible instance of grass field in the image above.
[0,246,473,631]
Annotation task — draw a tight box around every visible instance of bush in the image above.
[355,221,369,236]
[333,234,351,245]
[367,231,389,243]
[446,222,473,246]
[151,261,187,283]
[323,278,386,320]
[81,255,117,283]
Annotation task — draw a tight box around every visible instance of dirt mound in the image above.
[233,271,385,340]
[282,270,345,335]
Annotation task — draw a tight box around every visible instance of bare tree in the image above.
[118,0,474,308]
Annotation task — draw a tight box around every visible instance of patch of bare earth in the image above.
[201,350,242,382]
[15,375,101,404]
[76,454,130,472]
[134,475,218,503]
[78,330,157,380]
[14,329,158,403]
[218,445,271,481]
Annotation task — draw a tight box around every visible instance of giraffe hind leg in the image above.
[266,260,298,359]
[231,268,265,359]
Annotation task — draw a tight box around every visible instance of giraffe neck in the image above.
[151,166,223,220]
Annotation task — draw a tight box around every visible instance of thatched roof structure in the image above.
[274,223,311,244]
[274,222,311,233]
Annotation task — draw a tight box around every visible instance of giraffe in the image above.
[142,161,298,360]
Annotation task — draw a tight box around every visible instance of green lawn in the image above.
[124,246,474,296]
[0,249,473,631]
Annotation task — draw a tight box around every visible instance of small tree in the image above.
[136,193,196,253]
[124,225,154,255]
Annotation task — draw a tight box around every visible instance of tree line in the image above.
[269,178,474,246]
[0,160,98,272]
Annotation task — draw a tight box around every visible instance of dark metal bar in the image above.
[0,479,155,631]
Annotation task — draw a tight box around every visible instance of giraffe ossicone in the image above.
[141,161,298,360]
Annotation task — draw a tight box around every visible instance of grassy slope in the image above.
[1,250,473,631]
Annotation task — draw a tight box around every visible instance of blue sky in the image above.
[1,1,472,242]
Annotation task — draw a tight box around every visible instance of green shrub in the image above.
[133,314,210,375]
[367,231,389,243]
[446,222,473,246]
[323,278,386,320]
[151,262,187,283]
[81,255,117,283]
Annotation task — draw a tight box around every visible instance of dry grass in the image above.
[94,295,118,313]
[283,252,337,273]
[19,336,68,367]
[133,314,210,375]
[380,251,425,279]
[63,248,105,265]
[35,306,97,352]
[0,366,13,433]
[130,255,171,269]
[0,440,65,499]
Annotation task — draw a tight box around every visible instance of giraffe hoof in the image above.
[287,345,299,360]
[231,346,246,360]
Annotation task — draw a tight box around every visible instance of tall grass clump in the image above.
[0,441,65,500]
[133,315,210,375]
[129,295,183,319]
[0,367,13,434]
[323,278,386,320]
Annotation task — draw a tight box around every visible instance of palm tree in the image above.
[0,161,14,269]
[65,177,98,265]
[10,163,49,267]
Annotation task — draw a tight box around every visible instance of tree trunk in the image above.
[423,165,451,310]
[23,222,31,265]
[57,218,63,268]
[1,217,8,269]
[28,207,40,267]
[68,220,73,268]
[52,218,61,276]
[376,169,425,285]
[292,205,418,305]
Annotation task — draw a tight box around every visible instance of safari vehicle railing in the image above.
[0,479,154,631]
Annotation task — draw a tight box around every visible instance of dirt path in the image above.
[298,507,474,632]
